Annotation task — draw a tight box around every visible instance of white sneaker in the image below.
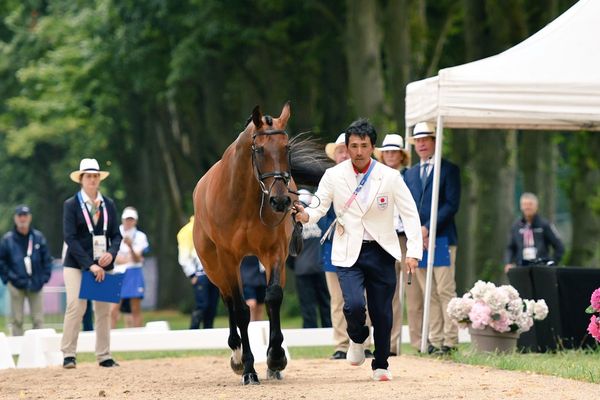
[347,340,365,366]
[372,368,393,381]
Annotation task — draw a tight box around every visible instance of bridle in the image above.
[251,128,296,226]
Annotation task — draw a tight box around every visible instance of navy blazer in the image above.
[63,193,122,271]
[404,158,461,246]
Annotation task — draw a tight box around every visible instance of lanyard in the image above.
[26,234,33,257]
[523,224,535,247]
[343,160,377,209]
[77,192,108,235]
[320,160,377,244]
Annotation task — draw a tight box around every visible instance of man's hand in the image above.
[90,264,105,282]
[98,252,113,267]
[504,263,515,274]
[190,276,198,285]
[421,226,429,249]
[405,257,419,275]
[293,203,309,224]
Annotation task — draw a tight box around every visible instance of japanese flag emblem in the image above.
[377,195,388,210]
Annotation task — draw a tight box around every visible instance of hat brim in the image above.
[407,132,435,144]
[325,142,344,161]
[374,148,410,163]
[70,170,110,183]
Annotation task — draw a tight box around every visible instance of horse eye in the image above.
[255,146,264,154]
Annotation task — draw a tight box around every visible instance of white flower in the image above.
[470,281,496,301]
[533,300,549,320]
[447,281,548,334]
[499,285,520,301]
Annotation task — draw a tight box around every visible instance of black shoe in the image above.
[364,349,374,358]
[63,357,76,369]
[427,344,440,355]
[329,351,346,360]
[441,345,458,355]
[99,359,120,367]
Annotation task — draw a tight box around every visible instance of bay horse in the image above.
[193,102,327,385]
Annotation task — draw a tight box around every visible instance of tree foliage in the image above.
[0,0,595,307]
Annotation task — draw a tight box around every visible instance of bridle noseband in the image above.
[251,129,292,195]
[251,128,295,227]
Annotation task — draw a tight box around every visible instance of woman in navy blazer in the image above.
[61,158,122,369]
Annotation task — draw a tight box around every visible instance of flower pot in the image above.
[468,326,519,353]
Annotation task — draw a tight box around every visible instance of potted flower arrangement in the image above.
[447,280,549,353]
[585,287,600,343]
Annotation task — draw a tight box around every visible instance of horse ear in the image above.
[252,105,263,129]
[278,101,291,127]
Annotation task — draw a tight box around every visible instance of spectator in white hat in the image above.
[61,158,122,368]
[111,206,149,328]
[404,122,461,356]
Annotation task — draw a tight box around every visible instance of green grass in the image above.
[441,344,600,384]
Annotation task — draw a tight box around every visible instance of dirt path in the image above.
[0,355,593,399]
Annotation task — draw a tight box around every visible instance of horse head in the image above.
[250,102,293,214]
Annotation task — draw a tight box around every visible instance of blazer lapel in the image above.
[343,163,365,213]
[363,164,383,211]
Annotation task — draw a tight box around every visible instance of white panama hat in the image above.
[408,122,436,143]
[69,158,110,183]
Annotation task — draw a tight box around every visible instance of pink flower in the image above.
[590,289,600,313]
[468,302,491,330]
[489,311,511,333]
[588,315,600,342]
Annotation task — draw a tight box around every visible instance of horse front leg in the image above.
[224,297,243,376]
[265,263,287,380]
[231,292,259,385]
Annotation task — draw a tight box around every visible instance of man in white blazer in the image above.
[295,119,422,382]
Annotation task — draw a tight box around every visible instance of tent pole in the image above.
[419,115,444,354]
[396,125,412,355]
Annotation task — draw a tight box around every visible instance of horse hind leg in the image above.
[265,274,287,380]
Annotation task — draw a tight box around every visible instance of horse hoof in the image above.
[267,368,284,380]
[242,372,260,385]
[267,348,288,371]
[230,356,244,376]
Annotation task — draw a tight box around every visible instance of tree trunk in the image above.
[567,133,600,267]
[519,132,557,221]
[345,0,386,128]
[382,0,410,133]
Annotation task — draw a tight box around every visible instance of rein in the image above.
[251,129,294,227]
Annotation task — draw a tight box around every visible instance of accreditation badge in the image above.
[93,235,107,260]
[23,256,32,276]
[522,246,537,261]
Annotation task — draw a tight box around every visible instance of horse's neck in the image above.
[222,130,257,191]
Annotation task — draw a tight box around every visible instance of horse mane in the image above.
[290,133,334,187]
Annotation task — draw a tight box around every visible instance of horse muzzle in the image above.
[269,195,291,213]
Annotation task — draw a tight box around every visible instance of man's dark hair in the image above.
[345,119,377,146]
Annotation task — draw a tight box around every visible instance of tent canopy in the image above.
[406,0,600,131]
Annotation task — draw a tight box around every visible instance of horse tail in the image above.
[290,134,334,187]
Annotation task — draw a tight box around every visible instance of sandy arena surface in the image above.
[0,355,594,399]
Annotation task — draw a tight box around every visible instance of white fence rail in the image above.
[0,321,471,370]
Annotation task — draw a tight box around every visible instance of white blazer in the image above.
[307,159,423,267]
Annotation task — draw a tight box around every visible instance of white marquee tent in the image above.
[402,0,600,353]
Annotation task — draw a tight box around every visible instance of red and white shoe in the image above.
[372,368,393,381]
